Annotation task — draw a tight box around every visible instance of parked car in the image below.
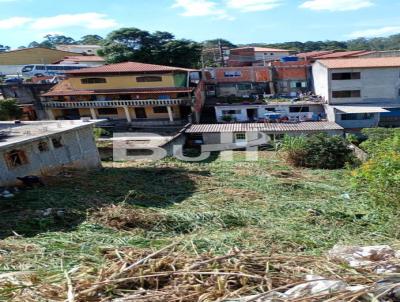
[4,77,23,84]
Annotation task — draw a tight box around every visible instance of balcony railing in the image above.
[42,99,193,109]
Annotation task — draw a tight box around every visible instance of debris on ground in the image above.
[2,243,400,302]
[328,245,400,273]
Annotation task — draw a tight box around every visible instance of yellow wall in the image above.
[50,105,181,120]
[69,74,178,90]
[0,48,78,65]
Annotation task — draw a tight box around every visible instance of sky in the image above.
[0,0,399,48]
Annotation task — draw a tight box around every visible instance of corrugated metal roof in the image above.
[186,122,344,133]
[334,106,389,114]
[317,57,400,69]
[66,61,195,74]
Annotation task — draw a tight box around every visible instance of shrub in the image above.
[93,127,110,139]
[280,133,354,169]
[0,99,22,120]
[351,130,400,205]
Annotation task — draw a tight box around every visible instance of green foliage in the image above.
[0,99,23,120]
[351,129,400,205]
[360,128,400,155]
[93,127,110,139]
[78,35,104,45]
[280,134,354,169]
[98,27,202,68]
[245,33,400,52]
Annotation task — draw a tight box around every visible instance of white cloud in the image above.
[172,0,282,19]
[30,13,118,30]
[300,0,374,11]
[0,17,32,29]
[226,0,282,12]
[172,0,231,19]
[0,13,118,31]
[347,26,400,38]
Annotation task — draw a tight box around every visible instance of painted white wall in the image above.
[312,62,330,101]
[0,126,101,186]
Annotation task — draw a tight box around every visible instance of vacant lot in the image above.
[0,151,399,300]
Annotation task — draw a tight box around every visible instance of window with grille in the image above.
[136,76,162,82]
[81,78,107,84]
[5,149,29,169]
[332,90,361,98]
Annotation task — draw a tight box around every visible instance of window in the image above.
[222,110,241,115]
[237,83,252,90]
[224,71,241,77]
[4,149,29,169]
[290,106,309,113]
[341,113,375,120]
[332,72,361,80]
[265,108,276,112]
[52,137,63,149]
[136,76,162,82]
[97,108,118,115]
[235,133,247,142]
[153,106,168,113]
[81,78,107,84]
[332,90,361,98]
[38,141,49,152]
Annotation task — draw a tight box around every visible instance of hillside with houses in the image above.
[0,8,400,302]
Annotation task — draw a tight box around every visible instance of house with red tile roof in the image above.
[313,57,400,129]
[41,62,203,126]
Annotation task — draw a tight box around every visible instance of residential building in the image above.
[228,47,292,67]
[313,57,400,129]
[55,45,102,55]
[0,47,79,75]
[0,120,101,186]
[54,55,105,67]
[205,60,310,98]
[41,62,204,126]
[186,122,344,151]
[214,101,324,123]
[0,82,56,120]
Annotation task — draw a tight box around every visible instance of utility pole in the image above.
[218,39,225,67]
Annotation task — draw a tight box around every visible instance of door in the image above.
[134,107,147,119]
[246,109,257,122]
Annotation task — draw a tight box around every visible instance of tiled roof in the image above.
[296,51,335,58]
[62,56,105,62]
[313,50,373,59]
[66,61,195,74]
[232,47,290,52]
[186,122,343,133]
[317,57,400,69]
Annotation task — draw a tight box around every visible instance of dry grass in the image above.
[1,242,396,302]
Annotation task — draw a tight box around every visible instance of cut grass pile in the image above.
[0,151,399,301]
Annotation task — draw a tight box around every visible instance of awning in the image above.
[334,106,389,114]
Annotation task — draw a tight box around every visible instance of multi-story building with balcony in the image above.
[41,62,204,126]
[313,57,400,129]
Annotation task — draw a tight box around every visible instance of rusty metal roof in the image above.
[186,122,344,133]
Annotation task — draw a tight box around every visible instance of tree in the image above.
[0,99,23,121]
[79,35,104,45]
[0,44,10,52]
[98,27,202,68]
[27,35,76,49]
